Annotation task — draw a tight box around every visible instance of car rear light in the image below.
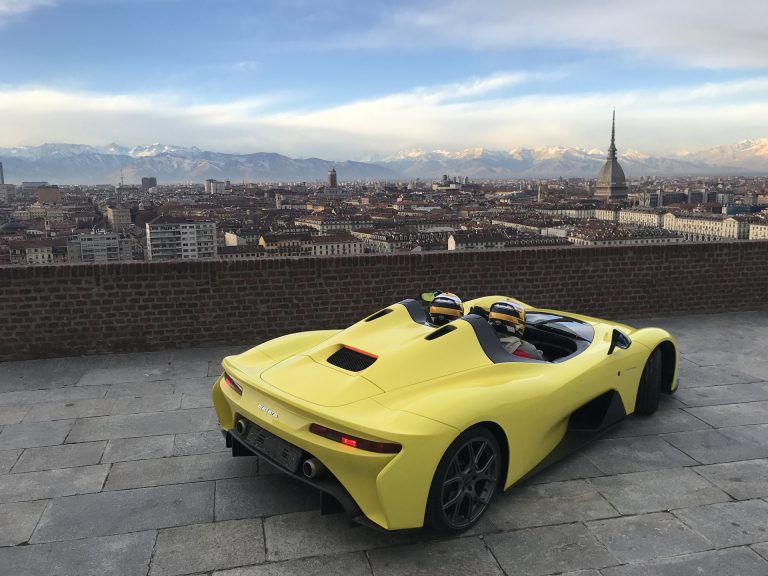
[309,423,401,454]
[223,373,243,395]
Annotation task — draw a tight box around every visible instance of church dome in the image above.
[597,157,626,188]
[594,110,628,200]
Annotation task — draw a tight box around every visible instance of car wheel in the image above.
[635,347,662,415]
[425,426,500,533]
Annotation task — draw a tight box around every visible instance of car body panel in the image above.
[213,298,678,530]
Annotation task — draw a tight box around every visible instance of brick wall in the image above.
[2,242,767,361]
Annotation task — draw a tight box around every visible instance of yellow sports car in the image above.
[212,296,678,532]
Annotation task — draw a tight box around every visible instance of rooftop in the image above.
[1,311,768,575]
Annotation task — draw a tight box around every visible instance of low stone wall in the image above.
[2,241,767,360]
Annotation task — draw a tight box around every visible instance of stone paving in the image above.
[0,311,767,575]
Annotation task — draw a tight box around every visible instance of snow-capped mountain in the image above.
[374,146,730,178]
[676,139,768,171]
[0,144,396,184]
[0,140,765,184]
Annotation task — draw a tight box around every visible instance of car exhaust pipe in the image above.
[302,458,326,479]
[235,419,247,435]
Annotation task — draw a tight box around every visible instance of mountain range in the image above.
[1,139,767,185]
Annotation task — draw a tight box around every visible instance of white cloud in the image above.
[0,0,55,17]
[0,73,767,158]
[360,0,768,69]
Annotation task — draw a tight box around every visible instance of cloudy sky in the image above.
[1,0,767,159]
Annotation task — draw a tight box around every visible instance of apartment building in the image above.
[145,216,217,260]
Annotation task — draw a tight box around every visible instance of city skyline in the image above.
[1,0,767,158]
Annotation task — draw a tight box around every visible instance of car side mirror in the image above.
[608,329,631,355]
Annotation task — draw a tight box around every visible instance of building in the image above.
[295,214,375,234]
[68,233,133,262]
[106,206,132,229]
[328,167,338,189]
[662,213,750,240]
[37,186,62,205]
[205,179,226,194]
[141,177,158,190]
[217,245,265,259]
[618,209,665,228]
[594,111,628,201]
[311,234,365,256]
[258,233,313,257]
[22,182,48,193]
[448,231,509,251]
[13,239,68,265]
[145,216,217,260]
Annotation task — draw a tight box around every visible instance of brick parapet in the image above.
[2,242,767,360]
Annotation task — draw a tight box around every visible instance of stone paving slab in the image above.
[586,512,712,563]
[102,435,176,463]
[111,393,183,415]
[753,542,768,562]
[674,499,768,547]
[174,430,229,456]
[0,449,21,473]
[524,453,605,485]
[662,425,768,464]
[11,441,106,473]
[676,382,768,407]
[677,364,763,388]
[104,452,260,491]
[0,419,74,449]
[31,481,214,542]
[588,468,731,514]
[67,407,218,442]
[214,552,372,576]
[106,380,176,398]
[214,476,319,521]
[686,401,768,427]
[150,519,265,576]
[181,393,214,409]
[600,547,768,576]
[23,398,116,422]
[0,356,109,393]
[263,510,412,562]
[0,405,28,425]
[485,523,619,576]
[0,463,109,503]
[581,436,697,474]
[604,409,711,438]
[487,479,618,530]
[0,530,157,576]
[77,366,181,387]
[0,385,109,407]
[367,537,503,576]
[0,500,49,546]
[694,459,768,500]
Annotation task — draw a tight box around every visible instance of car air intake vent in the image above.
[365,308,393,322]
[425,324,457,340]
[327,346,377,371]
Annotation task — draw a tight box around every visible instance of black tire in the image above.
[425,426,501,533]
[635,348,662,415]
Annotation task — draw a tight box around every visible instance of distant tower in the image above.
[594,110,628,201]
[537,181,547,202]
[328,167,338,189]
[0,162,4,185]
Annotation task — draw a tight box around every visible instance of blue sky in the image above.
[1,0,767,159]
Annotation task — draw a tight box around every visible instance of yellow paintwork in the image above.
[212,297,678,530]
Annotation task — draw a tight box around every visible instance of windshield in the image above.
[525,313,595,342]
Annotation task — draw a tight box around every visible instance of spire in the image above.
[608,109,617,159]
